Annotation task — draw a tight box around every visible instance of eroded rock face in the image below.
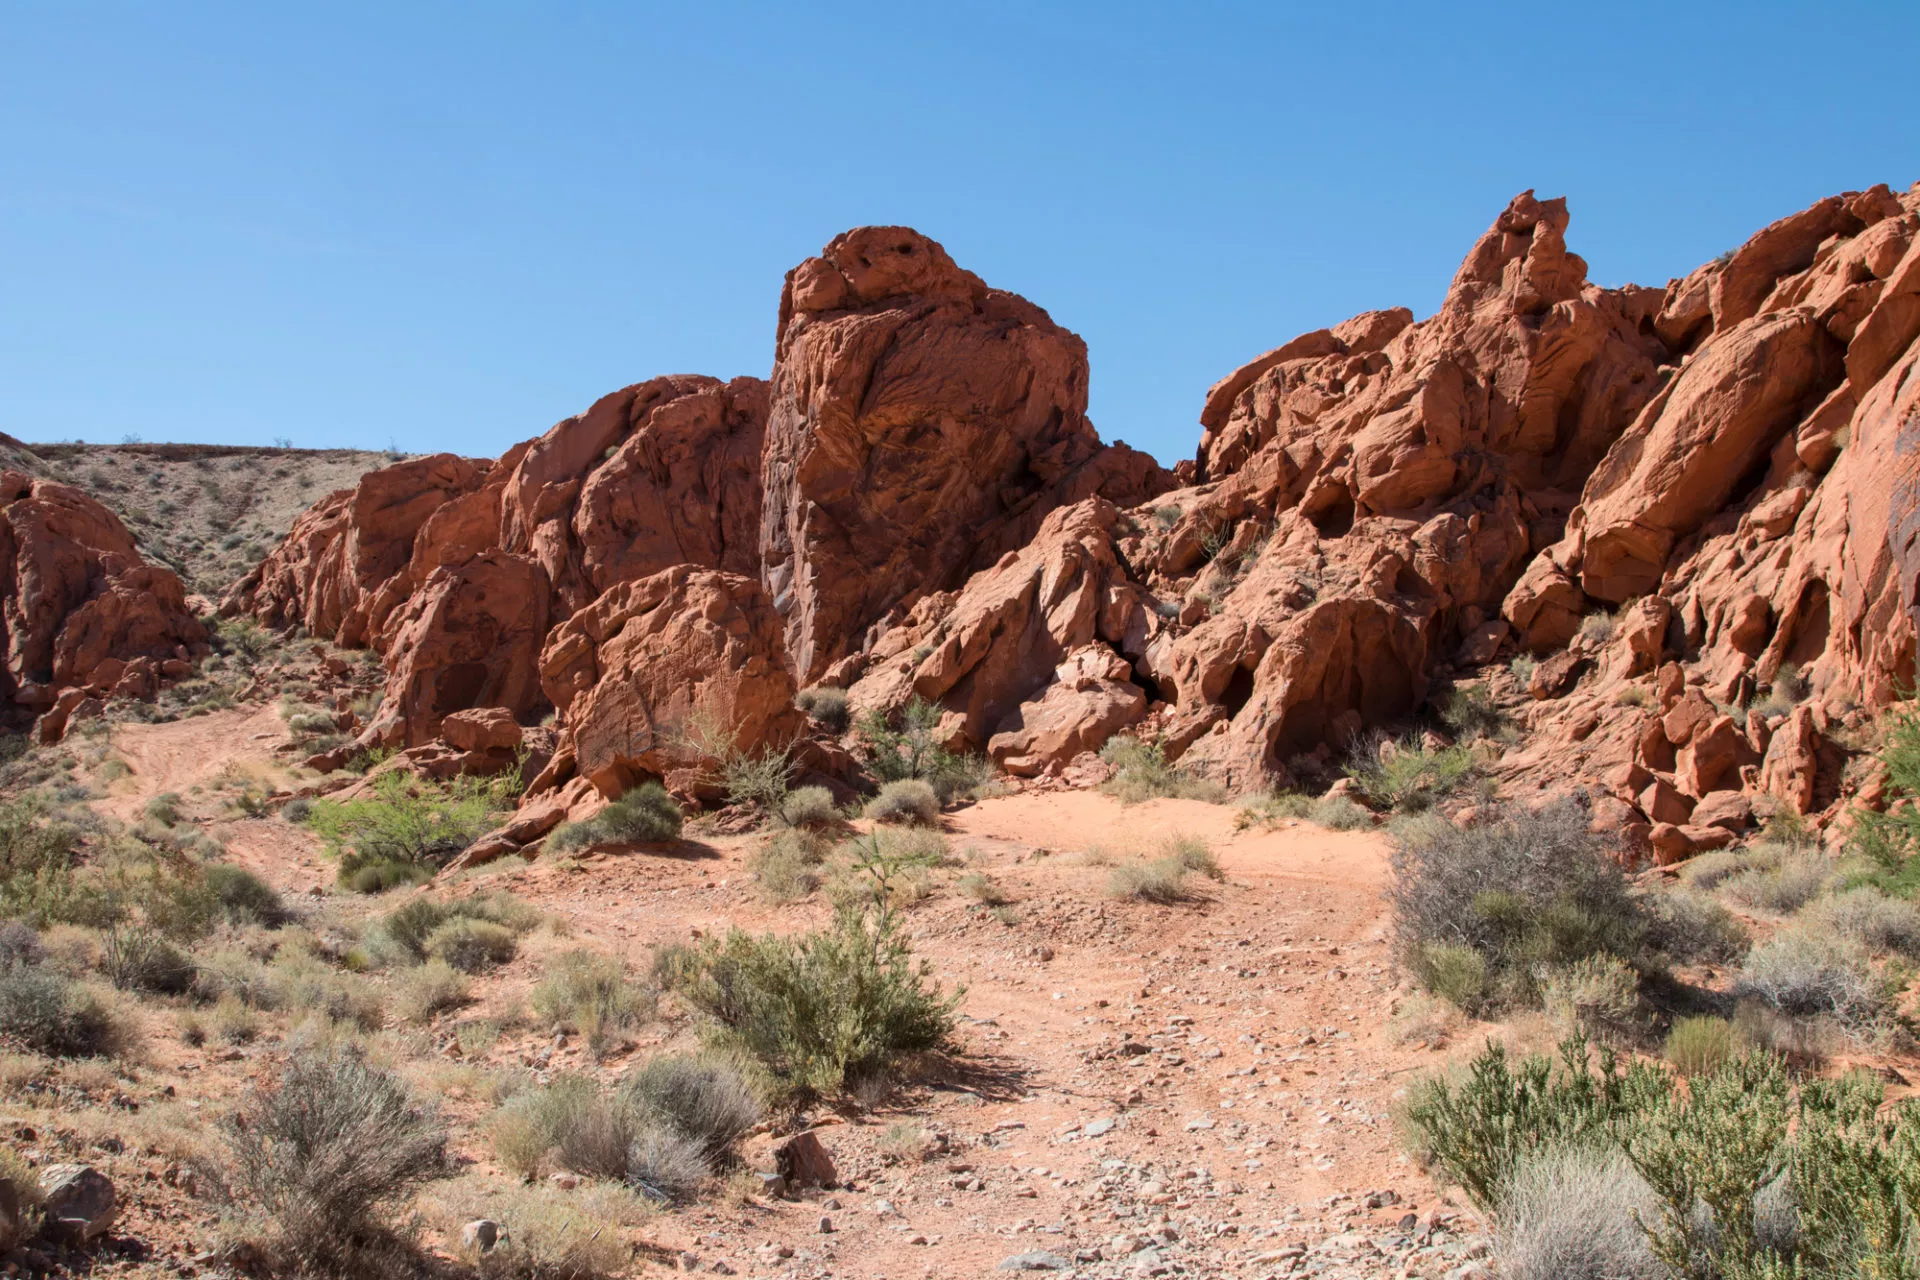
[533,566,803,801]
[0,473,206,733]
[761,226,1169,683]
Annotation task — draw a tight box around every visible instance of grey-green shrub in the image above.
[0,962,117,1056]
[1390,800,1649,1014]
[1722,853,1831,914]
[795,687,851,734]
[1641,888,1749,965]
[1310,794,1373,831]
[656,907,958,1096]
[618,1053,761,1161]
[865,779,940,827]
[547,781,683,851]
[530,950,653,1058]
[1096,736,1225,805]
[1735,928,1887,1029]
[1494,1146,1666,1280]
[423,917,517,973]
[1802,885,1920,957]
[778,785,841,831]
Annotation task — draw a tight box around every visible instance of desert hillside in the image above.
[2,180,1920,1280]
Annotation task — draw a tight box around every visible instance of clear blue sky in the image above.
[4,2,1916,467]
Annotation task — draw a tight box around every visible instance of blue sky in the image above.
[4,2,1916,466]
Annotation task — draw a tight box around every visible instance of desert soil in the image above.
[65,707,1496,1279]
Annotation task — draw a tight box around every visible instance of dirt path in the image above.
[77,710,1484,1277]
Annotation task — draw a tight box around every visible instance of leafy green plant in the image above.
[307,771,517,891]
[1097,736,1226,805]
[1665,1015,1739,1077]
[858,699,987,804]
[546,781,683,852]
[656,906,959,1097]
[1850,706,1920,871]
[1390,801,1651,1014]
[1345,734,1476,812]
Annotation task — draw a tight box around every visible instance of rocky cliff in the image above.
[227,187,1920,852]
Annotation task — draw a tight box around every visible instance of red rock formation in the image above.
[761,226,1168,683]
[0,472,206,737]
[532,565,803,802]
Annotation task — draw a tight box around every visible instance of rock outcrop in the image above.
[231,184,1920,843]
[761,227,1169,683]
[1,472,206,739]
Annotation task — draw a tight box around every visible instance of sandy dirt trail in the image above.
[85,710,1476,1278]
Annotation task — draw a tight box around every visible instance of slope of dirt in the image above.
[33,706,1498,1280]
[1,435,403,595]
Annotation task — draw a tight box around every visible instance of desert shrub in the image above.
[617,1053,761,1161]
[1438,682,1509,742]
[656,907,958,1096]
[429,1180,645,1280]
[1802,885,1920,957]
[1097,736,1226,805]
[1407,942,1489,1011]
[749,829,826,903]
[1850,706,1920,870]
[0,962,117,1056]
[1735,928,1888,1029]
[1578,610,1617,645]
[546,782,682,851]
[145,792,183,826]
[394,959,468,1026]
[268,949,386,1031]
[1390,801,1649,1014]
[1107,858,1193,904]
[718,746,797,818]
[1722,853,1831,914]
[1641,888,1750,965]
[0,800,86,926]
[795,686,851,734]
[1161,833,1221,879]
[100,924,195,994]
[492,1071,725,1201]
[1495,1145,1666,1280]
[828,828,948,910]
[0,922,41,968]
[1402,1035,1671,1213]
[1235,790,1312,828]
[865,779,940,827]
[281,796,313,824]
[859,699,989,804]
[1539,953,1639,1039]
[373,892,537,965]
[1678,846,1752,890]
[220,1050,446,1272]
[308,771,517,890]
[956,871,1007,906]
[778,785,841,831]
[530,950,653,1058]
[1310,794,1373,830]
[424,917,517,973]
[1345,734,1476,812]
[203,863,286,927]
[1664,1015,1739,1077]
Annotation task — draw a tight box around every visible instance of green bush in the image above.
[204,864,286,927]
[308,771,517,890]
[1311,794,1373,830]
[1849,706,1920,870]
[145,792,183,826]
[1390,801,1649,1014]
[1407,942,1488,1011]
[423,917,517,973]
[0,799,87,927]
[547,782,683,851]
[1096,736,1226,805]
[719,746,798,817]
[393,959,468,1026]
[492,1067,738,1201]
[795,687,851,734]
[221,1050,447,1272]
[0,961,118,1056]
[1664,1015,1738,1077]
[828,828,947,910]
[859,699,988,804]
[657,907,959,1097]
[530,950,653,1059]
[101,924,195,994]
[1345,734,1476,812]
[618,1053,761,1162]
[1538,953,1639,1039]
[865,779,940,827]
[778,785,841,830]
[373,892,537,965]
[1437,682,1509,742]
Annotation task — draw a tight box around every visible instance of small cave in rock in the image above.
[1308,487,1356,539]
[1221,665,1256,717]
[432,661,490,716]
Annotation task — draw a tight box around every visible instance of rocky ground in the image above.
[0,436,398,595]
[1,690,1508,1279]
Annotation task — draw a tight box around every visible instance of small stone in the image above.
[1084,1118,1115,1137]
[997,1251,1070,1272]
[460,1219,501,1254]
[817,1215,834,1234]
[39,1164,116,1244]
[547,1171,580,1190]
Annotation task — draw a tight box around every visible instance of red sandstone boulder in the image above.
[0,472,205,735]
[442,707,524,754]
[987,645,1148,776]
[534,566,803,801]
[761,226,1168,682]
